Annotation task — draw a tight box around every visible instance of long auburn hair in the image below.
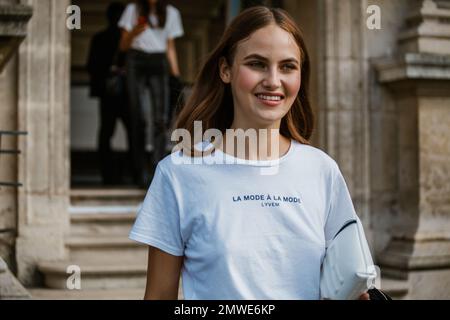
[136,0,168,28]
[175,6,314,150]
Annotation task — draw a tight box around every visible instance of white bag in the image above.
[320,218,377,300]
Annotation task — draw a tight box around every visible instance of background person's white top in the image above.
[129,140,360,299]
[118,4,184,53]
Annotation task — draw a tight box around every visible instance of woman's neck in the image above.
[218,127,290,161]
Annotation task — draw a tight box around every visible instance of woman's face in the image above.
[220,24,302,130]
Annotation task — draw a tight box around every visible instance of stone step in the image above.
[70,188,146,206]
[66,235,148,265]
[30,277,404,300]
[379,277,409,299]
[37,261,147,290]
[28,281,184,300]
[28,287,185,300]
[36,257,408,299]
[70,210,138,236]
[28,287,146,300]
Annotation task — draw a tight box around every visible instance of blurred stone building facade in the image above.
[1,0,449,299]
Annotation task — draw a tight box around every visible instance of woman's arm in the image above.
[144,246,184,300]
[166,38,180,77]
[120,25,147,52]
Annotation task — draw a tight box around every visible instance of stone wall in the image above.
[0,0,32,278]
[366,0,413,256]
[285,1,450,274]
[0,50,18,273]
[285,0,376,247]
[15,0,71,286]
[282,0,320,147]
[419,97,450,237]
[374,0,450,298]
[0,0,32,297]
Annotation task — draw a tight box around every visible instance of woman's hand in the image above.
[166,38,180,77]
[131,23,148,37]
[358,292,370,300]
[120,24,147,52]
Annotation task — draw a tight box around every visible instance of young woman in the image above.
[129,6,370,300]
[118,0,183,187]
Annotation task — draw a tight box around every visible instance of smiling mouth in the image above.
[254,94,285,101]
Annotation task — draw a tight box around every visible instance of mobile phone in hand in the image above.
[138,16,147,26]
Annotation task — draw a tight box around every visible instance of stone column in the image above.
[313,0,371,228]
[282,0,320,146]
[0,1,32,269]
[375,0,450,299]
[0,0,32,297]
[15,0,71,286]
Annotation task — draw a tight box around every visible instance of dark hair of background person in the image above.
[136,0,168,28]
[107,2,126,26]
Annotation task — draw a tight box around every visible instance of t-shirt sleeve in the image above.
[118,4,137,32]
[129,164,184,256]
[324,163,359,248]
[166,7,184,39]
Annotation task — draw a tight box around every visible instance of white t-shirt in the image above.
[118,4,184,53]
[129,140,359,299]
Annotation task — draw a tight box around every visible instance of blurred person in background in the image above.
[119,0,184,188]
[87,2,131,186]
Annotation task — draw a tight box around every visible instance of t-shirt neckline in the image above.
[210,139,297,167]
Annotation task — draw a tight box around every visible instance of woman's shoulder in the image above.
[166,4,181,17]
[124,2,137,12]
[294,142,339,171]
[156,150,184,171]
[155,144,204,174]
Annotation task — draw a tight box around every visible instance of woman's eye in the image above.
[248,61,265,69]
[281,64,297,71]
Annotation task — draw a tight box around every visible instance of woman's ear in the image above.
[219,57,231,84]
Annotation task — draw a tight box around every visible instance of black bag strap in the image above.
[333,219,357,240]
[368,288,393,300]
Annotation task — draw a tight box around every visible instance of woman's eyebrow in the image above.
[243,54,299,65]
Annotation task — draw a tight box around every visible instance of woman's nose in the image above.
[262,69,281,89]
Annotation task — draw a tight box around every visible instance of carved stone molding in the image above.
[398,0,450,55]
[375,42,450,291]
[0,3,32,72]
